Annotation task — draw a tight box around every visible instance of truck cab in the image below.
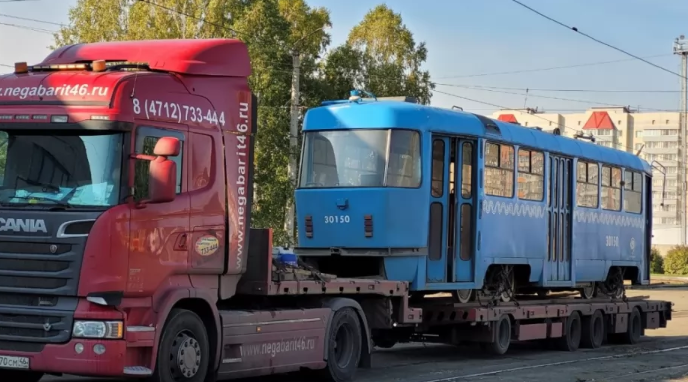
[0,39,255,381]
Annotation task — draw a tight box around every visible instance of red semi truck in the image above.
[0,39,673,382]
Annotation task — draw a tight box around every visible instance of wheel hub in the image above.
[175,335,201,379]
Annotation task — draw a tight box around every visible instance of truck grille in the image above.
[0,241,80,295]
[0,308,72,344]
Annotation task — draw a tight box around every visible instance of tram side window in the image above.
[601,165,622,211]
[431,139,444,197]
[624,170,643,213]
[517,148,544,201]
[576,161,598,208]
[485,142,514,198]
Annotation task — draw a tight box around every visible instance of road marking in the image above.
[608,363,688,380]
[420,345,688,381]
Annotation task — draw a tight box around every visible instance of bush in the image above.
[663,245,688,275]
[650,247,664,274]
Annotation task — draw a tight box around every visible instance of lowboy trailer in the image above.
[0,39,673,382]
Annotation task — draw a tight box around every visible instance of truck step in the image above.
[123,366,153,376]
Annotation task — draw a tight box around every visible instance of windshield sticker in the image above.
[0,84,109,100]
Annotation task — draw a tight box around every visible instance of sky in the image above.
[1,0,687,116]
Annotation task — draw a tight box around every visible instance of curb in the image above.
[627,283,688,290]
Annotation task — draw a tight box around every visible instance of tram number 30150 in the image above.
[605,235,619,247]
[324,215,350,224]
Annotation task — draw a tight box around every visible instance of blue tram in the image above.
[294,92,655,302]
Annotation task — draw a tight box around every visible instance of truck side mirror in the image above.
[148,137,179,204]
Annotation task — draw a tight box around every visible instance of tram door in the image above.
[427,136,450,283]
[453,139,476,282]
[427,136,477,284]
[548,155,573,282]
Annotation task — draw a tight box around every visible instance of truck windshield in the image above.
[299,129,421,188]
[0,130,123,208]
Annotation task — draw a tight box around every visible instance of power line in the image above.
[436,54,672,79]
[510,0,685,80]
[434,83,673,112]
[433,88,654,154]
[439,84,681,94]
[0,21,55,34]
[136,0,245,39]
[0,13,63,27]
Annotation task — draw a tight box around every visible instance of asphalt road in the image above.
[39,287,688,382]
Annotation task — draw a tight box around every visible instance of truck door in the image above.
[548,155,572,282]
[427,136,450,283]
[454,139,476,282]
[129,125,191,291]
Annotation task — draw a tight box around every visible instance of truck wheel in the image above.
[556,311,582,352]
[622,308,642,345]
[581,310,604,349]
[319,308,362,382]
[151,308,210,382]
[0,370,43,382]
[482,315,511,356]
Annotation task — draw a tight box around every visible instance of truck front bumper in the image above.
[0,339,127,377]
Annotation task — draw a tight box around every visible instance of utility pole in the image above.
[283,25,330,246]
[674,35,688,245]
[284,49,300,244]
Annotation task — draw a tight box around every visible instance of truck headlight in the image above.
[72,321,123,339]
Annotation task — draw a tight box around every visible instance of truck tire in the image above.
[318,308,362,382]
[581,310,604,349]
[150,308,210,382]
[481,314,511,356]
[622,308,642,345]
[556,311,582,352]
[0,370,43,382]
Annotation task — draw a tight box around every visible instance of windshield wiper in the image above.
[8,195,70,207]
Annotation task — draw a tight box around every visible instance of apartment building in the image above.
[490,107,681,251]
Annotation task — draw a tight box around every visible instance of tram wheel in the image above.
[453,289,474,304]
[580,282,596,300]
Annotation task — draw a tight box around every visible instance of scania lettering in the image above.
[0,40,673,382]
[0,218,47,233]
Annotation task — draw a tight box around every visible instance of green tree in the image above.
[52,1,430,245]
[53,0,330,245]
[664,245,688,275]
[319,4,434,104]
[650,247,664,274]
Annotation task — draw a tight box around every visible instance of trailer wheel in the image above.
[482,315,511,355]
[319,308,362,382]
[622,308,642,345]
[151,308,210,382]
[556,311,582,352]
[0,370,43,382]
[581,310,604,349]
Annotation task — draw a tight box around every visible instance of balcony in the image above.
[643,146,679,154]
[640,135,678,142]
